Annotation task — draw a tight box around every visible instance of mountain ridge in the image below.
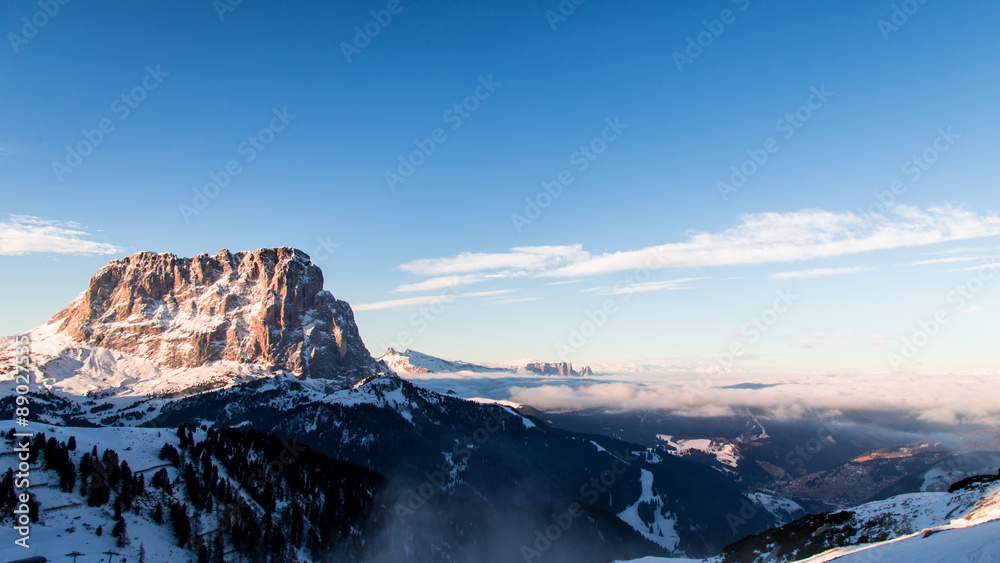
[379,347,595,376]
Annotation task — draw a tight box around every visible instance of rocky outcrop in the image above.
[524,361,593,376]
[50,247,379,386]
[522,362,595,376]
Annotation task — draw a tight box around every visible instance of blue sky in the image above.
[2,0,999,373]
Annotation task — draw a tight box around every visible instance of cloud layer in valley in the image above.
[503,370,1000,425]
[401,368,1000,426]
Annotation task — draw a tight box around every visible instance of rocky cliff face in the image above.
[523,361,572,376]
[524,361,593,376]
[49,247,379,386]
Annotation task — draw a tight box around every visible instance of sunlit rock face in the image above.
[51,247,378,386]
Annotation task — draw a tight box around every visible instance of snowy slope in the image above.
[746,492,805,524]
[0,421,189,563]
[617,469,681,552]
[719,480,1000,563]
[612,483,1000,562]
[0,320,286,425]
[657,435,741,468]
[797,484,1000,562]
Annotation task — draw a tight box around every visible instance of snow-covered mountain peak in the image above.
[9,247,380,393]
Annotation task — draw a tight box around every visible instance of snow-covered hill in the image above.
[613,479,1000,562]
[378,347,509,375]
[657,435,741,468]
[798,519,1000,562]
[0,422,191,562]
[718,477,1000,563]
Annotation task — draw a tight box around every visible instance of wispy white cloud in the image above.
[497,297,540,305]
[352,295,451,312]
[392,271,528,293]
[771,266,875,280]
[0,215,122,256]
[911,255,983,266]
[547,205,1000,277]
[399,245,587,276]
[543,279,589,286]
[353,289,515,311]
[583,277,708,296]
[392,274,487,293]
[961,305,986,314]
[394,206,1000,284]
[464,290,515,298]
[947,257,1000,273]
[917,246,992,256]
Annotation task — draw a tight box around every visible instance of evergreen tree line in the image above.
[163,425,393,562]
[2,426,390,561]
[2,424,531,562]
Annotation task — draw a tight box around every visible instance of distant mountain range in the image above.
[379,347,594,376]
